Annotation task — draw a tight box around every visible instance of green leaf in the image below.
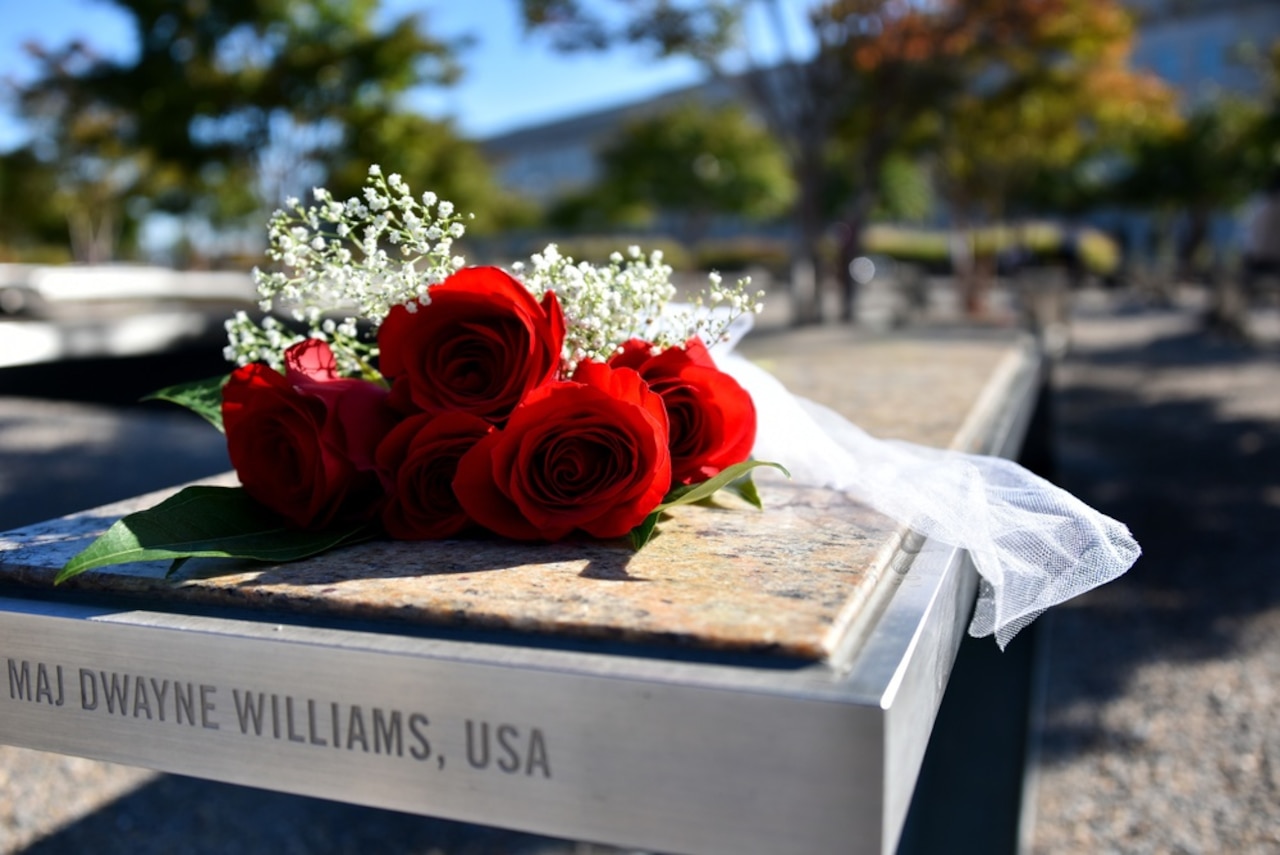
[627,460,788,551]
[143,374,229,433]
[725,469,764,510]
[56,486,374,584]
[654,460,789,513]
[628,511,661,550]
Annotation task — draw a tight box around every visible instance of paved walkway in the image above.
[2,285,1277,853]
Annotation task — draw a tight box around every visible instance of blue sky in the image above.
[0,0,813,149]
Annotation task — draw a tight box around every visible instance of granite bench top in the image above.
[0,328,1034,660]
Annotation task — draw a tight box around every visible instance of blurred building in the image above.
[1116,0,1280,268]
[1127,0,1280,104]
[480,78,737,205]
[483,1,1280,211]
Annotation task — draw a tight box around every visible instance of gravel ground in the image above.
[2,285,1278,853]
[1025,287,1280,854]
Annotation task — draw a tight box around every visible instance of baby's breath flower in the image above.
[229,165,766,383]
[236,166,470,379]
[223,310,305,369]
[513,243,760,372]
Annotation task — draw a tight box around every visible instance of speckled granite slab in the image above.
[0,329,1033,659]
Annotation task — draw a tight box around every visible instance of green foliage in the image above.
[657,461,786,511]
[819,152,935,225]
[1113,86,1272,214]
[593,101,795,240]
[629,460,788,549]
[1258,39,1280,177]
[13,1,488,261]
[0,149,71,260]
[57,486,375,583]
[876,155,936,224]
[328,110,523,235]
[10,46,148,262]
[929,0,1179,219]
[520,0,1168,322]
[544,188,652,233]
[142,374,230,433]
[520,0,738,61]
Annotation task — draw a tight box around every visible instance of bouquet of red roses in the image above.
[58,167,779,582]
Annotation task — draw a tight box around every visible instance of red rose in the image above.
[376,412,492,540]
[222,339,396,529]
[454,362,671,540]
[610,337,756,485]
[378,266,566,424]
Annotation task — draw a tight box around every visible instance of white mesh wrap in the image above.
[716,351,1140,649]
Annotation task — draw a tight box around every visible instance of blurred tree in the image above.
[936,0,1176,217]
[544,185,648,233]
[518,0,1169,322]
[519,0,850,323]
[14,0,500,262]
[0,147,75,260]
[1109,36,1280,282]
[11,41,158,261]
[873,154,935,224]
[588,101,794,243]
[827,0,1178,316]
[327,108,531,235]
[1257,39,1280,170]
[926,0,1177,309]
[1114,101,1262,278]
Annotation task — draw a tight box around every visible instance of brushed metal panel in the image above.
[0,598,885,855]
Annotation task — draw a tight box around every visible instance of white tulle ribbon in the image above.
[712,347,1140,649]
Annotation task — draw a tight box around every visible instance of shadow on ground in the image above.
[0,345,234,528]
[19,775,595,855]
[1035,303,1280,760]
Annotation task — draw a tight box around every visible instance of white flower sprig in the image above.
[225,165,764,378]
[514,244,674,371]
[225,165,468,376]
[222,313,364,373]
[222,314,304,371]
[515,244,763,372]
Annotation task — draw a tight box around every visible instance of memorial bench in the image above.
[0,327,1043,855]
